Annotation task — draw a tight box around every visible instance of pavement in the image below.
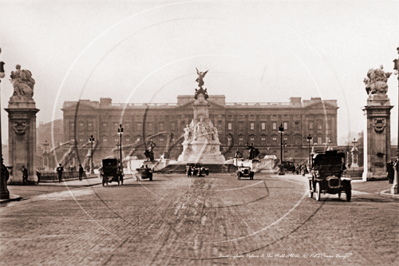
[0,173,136,204]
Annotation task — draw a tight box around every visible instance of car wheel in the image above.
[345,183,352,202]
[102,178,105,186]
[309,181,313,198]
[338,191,341,199]
[315,182,321,201]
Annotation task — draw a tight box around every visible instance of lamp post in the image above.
[282,140,287,162]
[89,135,95,174]
[392,47,399,194]
[42,140,49,169]
[0,48,9,199]
[307,134,312,167]
[278,123,285,175]
[118,124,123,168]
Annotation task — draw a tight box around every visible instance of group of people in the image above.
[55,163,85,182]
[292,163,310,176]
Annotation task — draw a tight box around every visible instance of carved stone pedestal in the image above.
[362,94,393,181]
[177,91,225,164]
[6,100,39,184]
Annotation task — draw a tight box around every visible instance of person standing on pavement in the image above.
[36,170,41,184]
[387,161,394,184]
[78,164,84,181]
[56,164,64,183]
[21,165,28,184]
[1,158,9,183]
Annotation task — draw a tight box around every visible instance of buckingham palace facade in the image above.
[61,95,338,165]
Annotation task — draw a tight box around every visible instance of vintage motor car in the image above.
[100,158,123,186]
[136,161,154,181]
[186,163,209,177]
[237,165,255,180]
[308,150,351,201]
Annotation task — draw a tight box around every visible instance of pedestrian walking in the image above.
[21,165,28,184]
[56,164,64,183]
[301,164,306,176]
[78,164,84,181]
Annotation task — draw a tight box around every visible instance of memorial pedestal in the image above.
[177,90,225,165]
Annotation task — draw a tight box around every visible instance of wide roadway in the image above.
[1,173,398,266]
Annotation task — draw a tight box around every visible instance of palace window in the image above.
[170,123,175,131]
[238,122,244,131]
[318,137,322,144]
[147,122,153,132]
[250,123,255,130]
[228,122,232,130]
[136,123,142,131]
[159,122,164,131]
[317,120,323,130]
[309,122,313,130]
[284,122,288,130]
[261,122,266,130]
[273,122,277,130]
[227,136,232,146]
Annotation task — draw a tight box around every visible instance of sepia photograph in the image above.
[0,1,398,265]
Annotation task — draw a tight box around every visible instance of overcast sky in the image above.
[0,0,398,145]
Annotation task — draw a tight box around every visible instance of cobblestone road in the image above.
[1,173,398,266]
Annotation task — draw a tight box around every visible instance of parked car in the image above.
[187,163,209,177]
[308,150,351,201]
[237,165,255,180]
[100,158,123,186]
